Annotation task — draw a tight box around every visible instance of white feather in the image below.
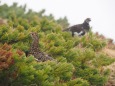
[72,31,83,36]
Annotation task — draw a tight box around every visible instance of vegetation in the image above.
[0,3,115,86]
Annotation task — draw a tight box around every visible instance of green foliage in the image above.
[0,44,74,86]
[57,16,69,29]
[75,67,108,86]
[48,46,66,56]
[64,48,95,63]
[0,3,114,86]
[88,74,107,86]
[53,62,74,81]
[67,78,89,86]
[81,31,106,51]
[92,53,115,67]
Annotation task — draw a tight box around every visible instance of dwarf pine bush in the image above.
[0,3,115,86]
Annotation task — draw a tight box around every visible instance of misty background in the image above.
[1,0,115,41]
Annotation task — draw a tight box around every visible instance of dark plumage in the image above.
[63,18,91,37]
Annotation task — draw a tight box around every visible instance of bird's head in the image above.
[30,32,39,41]
[84,18,91,24]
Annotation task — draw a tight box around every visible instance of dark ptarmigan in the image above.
[63,18,91,37]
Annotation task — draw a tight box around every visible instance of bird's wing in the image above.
[70,24,83,32]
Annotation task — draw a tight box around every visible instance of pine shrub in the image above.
[0,3,114,86]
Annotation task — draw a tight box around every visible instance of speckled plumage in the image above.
[29,32,53,62]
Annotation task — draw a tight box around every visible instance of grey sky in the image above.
[1,0,115,41]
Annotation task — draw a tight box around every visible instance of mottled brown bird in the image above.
[63,18,91,37]
[28,32,53,62]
